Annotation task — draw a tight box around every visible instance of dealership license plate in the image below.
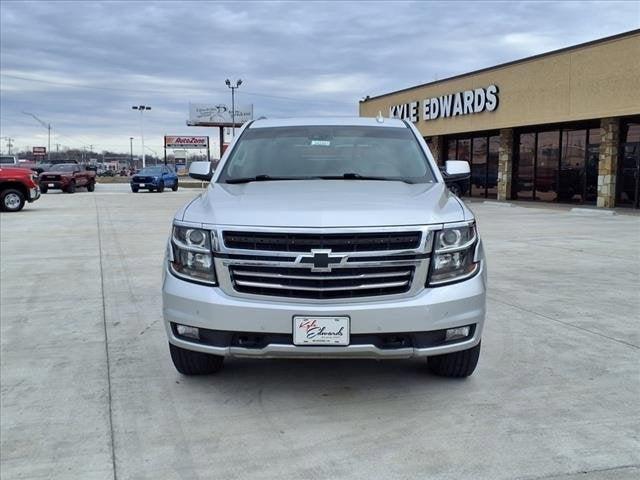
[48,183,54,187]
[293,316,349,346]
[139,183,145,187]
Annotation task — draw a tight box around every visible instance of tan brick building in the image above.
[359,30,640,209]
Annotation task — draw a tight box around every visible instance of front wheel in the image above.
[66,182,76,194]
[428,342,481,378]
[87,181,95,192]
[169,343,224,375]
[1,189,26,212]
[157,181,165,193]
[172,181,178,192]
[131,185,139,193]
[40,185,48,194]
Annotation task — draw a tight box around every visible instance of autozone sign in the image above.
[164,136,209,149]
[32,146,47,156]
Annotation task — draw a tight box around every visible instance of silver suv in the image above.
[162,117,486,377]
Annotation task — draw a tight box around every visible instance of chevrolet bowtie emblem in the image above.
[297,249,346,272]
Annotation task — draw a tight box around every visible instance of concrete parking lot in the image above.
[1,185,639,480]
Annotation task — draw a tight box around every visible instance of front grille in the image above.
[41,175,60,181]
[223,231,422,252]
[229,265,415,300]
[133,176,153,182]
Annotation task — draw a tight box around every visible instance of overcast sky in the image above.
[1,1,638,156]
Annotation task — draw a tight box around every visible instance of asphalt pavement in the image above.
[1,185,639,480]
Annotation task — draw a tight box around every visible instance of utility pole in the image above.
[129,137,134,167]
[1,137,14,155]
[225,78,242,137]
[132,105,151,168]
[22,111,52,160]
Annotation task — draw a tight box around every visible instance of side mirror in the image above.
[188,161,213,181]
[445,160,470,176]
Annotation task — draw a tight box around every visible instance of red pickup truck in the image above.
[0,166,41,212]
[39,163,96,193]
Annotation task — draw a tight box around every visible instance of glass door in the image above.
[617,120,640,208]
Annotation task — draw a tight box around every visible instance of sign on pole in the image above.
[164,136,209,149]
[33,146,46,158]
[187,103,253,127]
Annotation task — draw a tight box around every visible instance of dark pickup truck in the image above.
[39,163,96,193]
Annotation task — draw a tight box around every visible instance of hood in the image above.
[179,180,467,228]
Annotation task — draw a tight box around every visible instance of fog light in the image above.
[176,324,200,340]
[445,326,470,341]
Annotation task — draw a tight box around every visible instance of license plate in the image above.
[48,183,54,187]
[139,183,145,187]
[293,316,349,346]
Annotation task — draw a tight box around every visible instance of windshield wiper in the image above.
[318,173,414,184]
[225,175,307,184]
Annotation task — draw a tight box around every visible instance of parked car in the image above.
[0,155,18,165]
[130,165,178,192]
[162,117,486,378]
[0,166,41,212]
[39,163,96,193]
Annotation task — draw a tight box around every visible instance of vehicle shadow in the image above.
[174,357,464,397]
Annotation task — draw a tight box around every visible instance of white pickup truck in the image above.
[162,117,486,378]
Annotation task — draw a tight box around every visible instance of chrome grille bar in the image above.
[234,279,410,292]
[231,269,411,281]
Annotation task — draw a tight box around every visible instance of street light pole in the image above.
[129,137,134,167]
[131,105,151,168]
[22,111,52,160]
[225,78,242,137]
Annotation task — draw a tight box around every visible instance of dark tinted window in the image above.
[560,129,586,202]
[487,136,499,199]
[50,164,77,172]
[471,137,487,197]
[139,167,163,175]
[535,131,559,201]
[516,133,535,200]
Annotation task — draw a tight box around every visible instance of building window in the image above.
[516,133,535,200]
[535,131,560,202]
[444,133,499,198]
[617,117,640,208]
[514,124,600,204]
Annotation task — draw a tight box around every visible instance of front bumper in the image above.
[28,187,40,202]
[40,181,68,190]
[162,262,487,359]
[131,180,159,188]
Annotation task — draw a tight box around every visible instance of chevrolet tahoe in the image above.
[162,117,486,378]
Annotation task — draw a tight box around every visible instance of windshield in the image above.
[218,126,435,183]
[0,156,16,164]
[50,164,78,172]
[138,167,163,175]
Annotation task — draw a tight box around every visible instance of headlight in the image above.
[169,225,217,285]
[428,222,479,286]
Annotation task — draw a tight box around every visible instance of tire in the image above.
[1,189,26,212]
[40,185,48,194]
[172,181,178,192]
[131,185,139,193]
[66,182,76,194]
[157,181,165,193]
[87,181,95,192]
[428,342,481,378]
[169,343,224,375]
